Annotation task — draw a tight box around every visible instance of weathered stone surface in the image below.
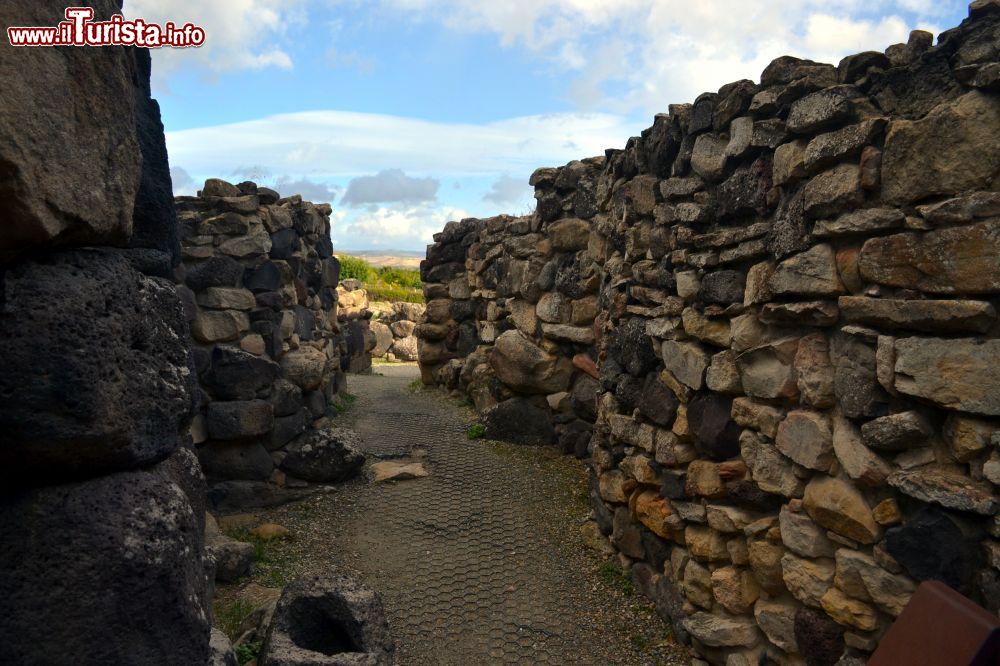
[205,345,281,401]
[787,85,861,134]
[813,208,904,238]
[541,323,594,345]
[860,411,932,451]
[0,455,210,665]
[280,346,329,392]
[483,397,555,445]
[832,414,891,487]
[688,393,741,460]
[858,221,1000,294]
[834,548,915,617]
[193,309,250,344]
[794,333,836,407]
[780,505,836,558]
[0,1,142,258]
[770,244,845,297]
[915,191,1000,225]
[736,337,800,400]
[662,340,710,390]
[548,218,590,251]
[820,587,878,631]
[773,140,808,185]
[260,574,394,666]
[699,270,747,304]
[881,92,1000,205]
[706,350,742,394]
[686,461,726,499]
[638,373,681,427]
[489,330,573,394]
[803,119,885,172]
[209,628,239,666]
[681,307,731,347]
[0,251,195,481]
[803,476,879,544]
[944,414,997,463]
[206,400,274,441]
[711,567,760,614]
[691,134,731,182]
[370,321,394,357]
[831,332,887,419]
[892,337,1000,415]
[280,428,365,483]
[888,468,999,515]
[754,598,799,653]
[782,553,835,607]
[803,164,862,219]
[682,612,759,648]
[740,430,805,498]
[795,606,845,666]
[634,490,673,538]
[370,461,430,482]
[205,513,255,583]
[199,440,274,481]
[732,398,785,439]
[839,296,996,334]
[776,410,836,471]
[761,300,838,327]
[885,506,982,594]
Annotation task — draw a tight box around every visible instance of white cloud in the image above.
[169,166,196,195]
[165,110,637,179]
[271,176,341,203]
[124,0,304,82]
[483,174,533,207]
[379,0,956,114]
[341,169,439,206]
[337,203,470,249]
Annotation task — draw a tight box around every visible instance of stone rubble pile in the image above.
[175,180,370,511]
[419,4,1000,664]
[370,300,427,362]
[0,1,211,660]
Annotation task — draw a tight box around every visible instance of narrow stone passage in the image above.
[257,364,687,665]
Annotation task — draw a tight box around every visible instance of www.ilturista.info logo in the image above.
[6,7,206,48]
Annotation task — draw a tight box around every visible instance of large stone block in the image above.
[881,91,1000,205]
[893,337,1000,415]
[0,453,210,664]
[0,250,194,482]
[489,330,573,394]
[858,221,1000,294]
[0,1,142,259]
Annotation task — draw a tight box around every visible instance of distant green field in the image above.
[338,255,424,303]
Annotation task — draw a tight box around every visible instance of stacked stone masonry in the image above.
[0,1,211,661]
[419,4,1000,665]
[370,300,427,362]
[175,180,372,508]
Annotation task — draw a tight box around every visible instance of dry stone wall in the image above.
[370,301,426,362]
[0,1,211,661]
[420,4,1000,664]
[175,180,371,510]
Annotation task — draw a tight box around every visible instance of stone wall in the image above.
[419,4,1000,664]
[0,1,211,662]
[175,180,371,509]
[371,300,426,362]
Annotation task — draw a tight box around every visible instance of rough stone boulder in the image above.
[205,345,281,400]
[261,574,394,666]
[0,451,211,665]
[281,346,329,391]
[0,0,142,259]
[370,321,393,357]
[205,513,255,582]
[0,250,195,482]
[488,330,573,394]
[881,91,1000,205]
[482,397,556,446]
[390,335,419,362]
[280,428,365,483]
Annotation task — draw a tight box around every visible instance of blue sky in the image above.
[123,0,967,251]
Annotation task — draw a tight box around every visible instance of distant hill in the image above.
[339,249,423,270]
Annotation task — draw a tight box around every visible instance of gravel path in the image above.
[252,364,688,665]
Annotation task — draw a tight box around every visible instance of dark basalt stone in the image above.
[687,393,741,461]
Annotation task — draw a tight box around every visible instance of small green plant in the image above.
[332,392,357,414]
[213,597,256,641]
[408,378,424,393]
[234,640,261,665]
[466,423,486,440]
[597,561,634,596]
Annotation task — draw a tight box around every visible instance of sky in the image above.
[122,0,968,252]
